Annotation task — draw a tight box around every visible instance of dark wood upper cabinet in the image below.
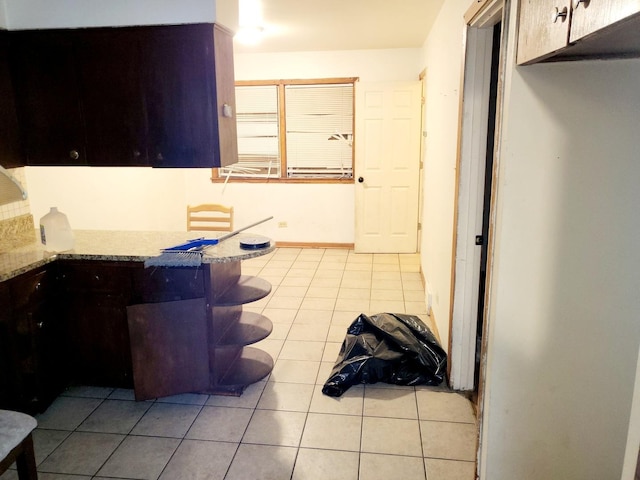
[9,29,86,166]
[0,30,24,168]
[145,24,224,167]
[7,23,237,168]
[141,24,237,167]
[76,28,149,166]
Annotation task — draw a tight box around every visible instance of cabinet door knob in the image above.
[573,0,589,9]
[552,6,568,23]
[37,321,44,329]
[358,177,364,183]
[133,150,141,158]
[70,150,80,160]
[157,153,164,161]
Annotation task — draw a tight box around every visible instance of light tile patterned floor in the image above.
[1,248,477,480]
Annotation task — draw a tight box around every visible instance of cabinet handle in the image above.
[573,0,589,9]
[156,153,164,161]
[552,6,568,23]
[70,150,80,160]
[133,150,141,158]
[37,321,44,329]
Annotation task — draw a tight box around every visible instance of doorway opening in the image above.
[448,1,504,394]
[474,22,501,392]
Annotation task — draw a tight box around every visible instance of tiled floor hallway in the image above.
[1,248,477,480]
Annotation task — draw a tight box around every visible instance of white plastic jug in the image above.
[39,207,75,252]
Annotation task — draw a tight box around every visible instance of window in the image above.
[213,78,357,182]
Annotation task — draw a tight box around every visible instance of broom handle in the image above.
[217,216,274,243]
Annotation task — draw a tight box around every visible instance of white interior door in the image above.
[354,81,422,253]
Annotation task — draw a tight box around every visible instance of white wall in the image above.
[0,0,7,28]
[419,0,469,349]
[3,0,216,29]
[235,48,423,82]
[23,47,422,242]
[479,1,640,477]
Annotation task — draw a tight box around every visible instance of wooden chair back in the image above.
[186,204,234,232]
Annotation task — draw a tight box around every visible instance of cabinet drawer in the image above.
[132,265,205,303]
[59,261,133,293]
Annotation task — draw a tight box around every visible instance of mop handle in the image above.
[217,216,274,243]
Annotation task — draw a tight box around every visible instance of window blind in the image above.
[285,84,353,179]
[223,85,280,178]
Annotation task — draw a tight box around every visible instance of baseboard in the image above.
[274,241,355,249]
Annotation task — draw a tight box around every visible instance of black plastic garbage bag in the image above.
[322,312,447,397]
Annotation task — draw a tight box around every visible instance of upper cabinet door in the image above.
[75,29,149,167]
[9,30,86,166]
[144,24,222,168]
[144,24,237,168]
[211,24,239,170]
[570,0,640,42]
[517,0,572,64]
[0,30,23,168]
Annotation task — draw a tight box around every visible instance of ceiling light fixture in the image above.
[236,0,264,45]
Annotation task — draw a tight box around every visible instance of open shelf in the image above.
[214,275,271,306]
[211,347,274,395]
[218,311,272,346]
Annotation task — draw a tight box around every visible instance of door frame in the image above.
[448,26,494,391]
[448,1,504,391]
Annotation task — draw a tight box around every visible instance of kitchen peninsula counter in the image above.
[0,229,275,413]
[0,229,275,281]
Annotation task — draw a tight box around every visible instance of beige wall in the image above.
[5,1,426,244]
[23,48,423,241]
[478,1,640,477]
[419,0,470,349]
[3,0,215,28]
[0,0,7,28]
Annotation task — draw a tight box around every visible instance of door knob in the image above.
[358,177,364,183]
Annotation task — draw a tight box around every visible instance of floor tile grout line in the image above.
[153,401,207,480]
[19,249,469,480]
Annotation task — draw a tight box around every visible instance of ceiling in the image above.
[216,0,446,54]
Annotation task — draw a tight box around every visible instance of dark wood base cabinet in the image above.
[0,257,273,413]
[127,261,273,400]
[0,266,66,414]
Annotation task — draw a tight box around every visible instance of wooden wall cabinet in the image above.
[0,30,24,168]
[9,23,238,168]
[76,29,149,167]
[9,29,85,166]
[570,0,640,42]
[143,24,238,168]
[517,0,640,65]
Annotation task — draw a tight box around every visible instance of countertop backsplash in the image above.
[0,167,30,221]
[0,213,36,253]
[0,167,34,252]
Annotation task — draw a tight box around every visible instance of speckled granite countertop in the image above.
[0,230,275,282]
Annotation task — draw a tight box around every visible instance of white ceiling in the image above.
[217,0,445,54]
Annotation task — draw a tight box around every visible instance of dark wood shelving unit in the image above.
[128,258,274,400]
